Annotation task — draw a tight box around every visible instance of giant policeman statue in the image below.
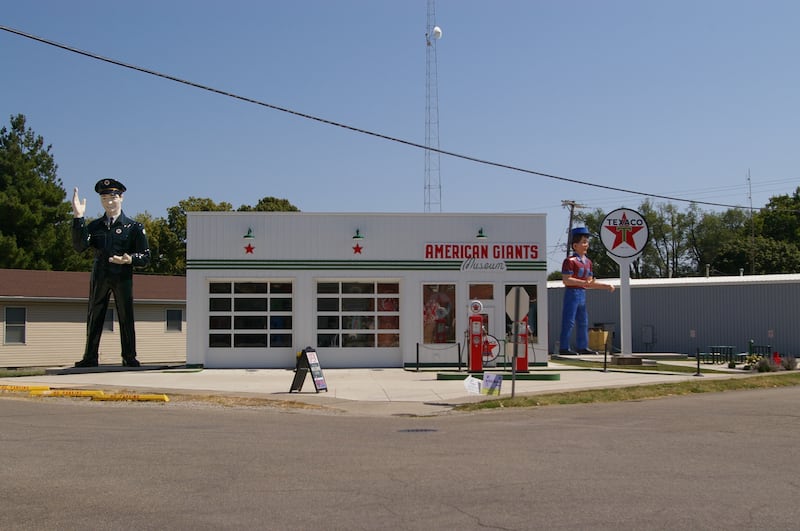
[71,179,150,367]
[559,226,614,355]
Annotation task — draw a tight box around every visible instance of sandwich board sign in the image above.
[289,347,328,393]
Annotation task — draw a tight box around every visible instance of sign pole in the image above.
[511,287,520,398]
[505,286,527,399]
[599,208,650,361]
[618,256,634,357]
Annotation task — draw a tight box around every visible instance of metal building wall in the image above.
[549,275,800,356]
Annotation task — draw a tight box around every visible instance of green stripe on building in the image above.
[187,259,546,271]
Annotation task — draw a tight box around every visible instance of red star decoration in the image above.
[352,243,363,254]
[604,212,644,250]
[244,243,255,254]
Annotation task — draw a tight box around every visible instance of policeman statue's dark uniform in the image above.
[72,179,150,367]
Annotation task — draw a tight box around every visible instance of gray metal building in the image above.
[548,274,800,356]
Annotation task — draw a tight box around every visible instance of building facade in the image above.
[548,274,800,356]
[1,269,186,367]
[186,213,548,369]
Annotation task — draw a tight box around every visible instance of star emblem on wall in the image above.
[244,243,255,254]
[604,212,644,250]
[352,243,363,254]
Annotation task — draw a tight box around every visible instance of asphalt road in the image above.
[2,388,799,530]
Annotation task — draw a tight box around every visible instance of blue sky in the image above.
[2,1,798,273]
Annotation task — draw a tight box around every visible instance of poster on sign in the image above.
[289,348,328,393]
[463,375,482,395]
[481,373,503,396]
[305,350,328,392]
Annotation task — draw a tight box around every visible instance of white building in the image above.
[186,213,548,369]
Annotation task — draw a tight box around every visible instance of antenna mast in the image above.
[424,0,442,212]
[748,169,755,274]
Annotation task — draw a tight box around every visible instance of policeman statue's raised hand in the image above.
[72,179,150,368]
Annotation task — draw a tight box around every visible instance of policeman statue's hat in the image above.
[95,178,126,195]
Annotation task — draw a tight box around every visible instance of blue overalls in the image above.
[559,255,592,351]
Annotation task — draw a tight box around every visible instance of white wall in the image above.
[187,213,548,369]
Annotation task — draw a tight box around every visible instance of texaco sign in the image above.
[599,208,649,259]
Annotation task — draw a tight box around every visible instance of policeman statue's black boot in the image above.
[75,358,99,368]
[122,357,141,367]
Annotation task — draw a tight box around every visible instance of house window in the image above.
[4,307,26,344]
[422,284,456,344]
[316,281,400,348]
[166,309,183,332]
[208,281,293,348]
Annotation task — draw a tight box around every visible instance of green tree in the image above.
[158,196,300,275]
[166,197,235,245]
[636,200,697,278]
[757,187,800,242]
[686,208,749,275]
[136,212,185,275]
[237,196,300,212]
[715,236,800,274]
[0,114,89,271]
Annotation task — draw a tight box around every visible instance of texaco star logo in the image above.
[600,208,649,259]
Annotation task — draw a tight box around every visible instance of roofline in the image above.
[548,273,800,289]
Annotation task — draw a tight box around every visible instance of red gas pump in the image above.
[468,300,484,372]
[514,315,530,372]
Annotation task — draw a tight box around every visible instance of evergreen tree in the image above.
[0,114,89,271]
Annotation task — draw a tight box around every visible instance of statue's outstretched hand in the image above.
[109,254,132,265]
[72,187,86,218]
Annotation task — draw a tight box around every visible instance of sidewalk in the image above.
[0,357,753,417]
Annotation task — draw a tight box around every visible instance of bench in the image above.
[698,345,735,364]
[739,342,771,363]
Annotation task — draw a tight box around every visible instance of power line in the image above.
[0,25,778,211]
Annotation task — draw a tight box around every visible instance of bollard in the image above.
[694,347,703,377]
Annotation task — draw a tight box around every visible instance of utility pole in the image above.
[561,200,587,258]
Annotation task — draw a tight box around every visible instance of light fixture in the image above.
[353,229,364,240]
[476,227,487,239]
[243,227,254,239]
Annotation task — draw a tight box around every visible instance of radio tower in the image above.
[424,0,442,212]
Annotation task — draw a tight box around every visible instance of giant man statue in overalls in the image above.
[558,227,614,355]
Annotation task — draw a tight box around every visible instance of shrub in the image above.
[744,354,763,370]
[781,355,797,371]
[756,357,779,372]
